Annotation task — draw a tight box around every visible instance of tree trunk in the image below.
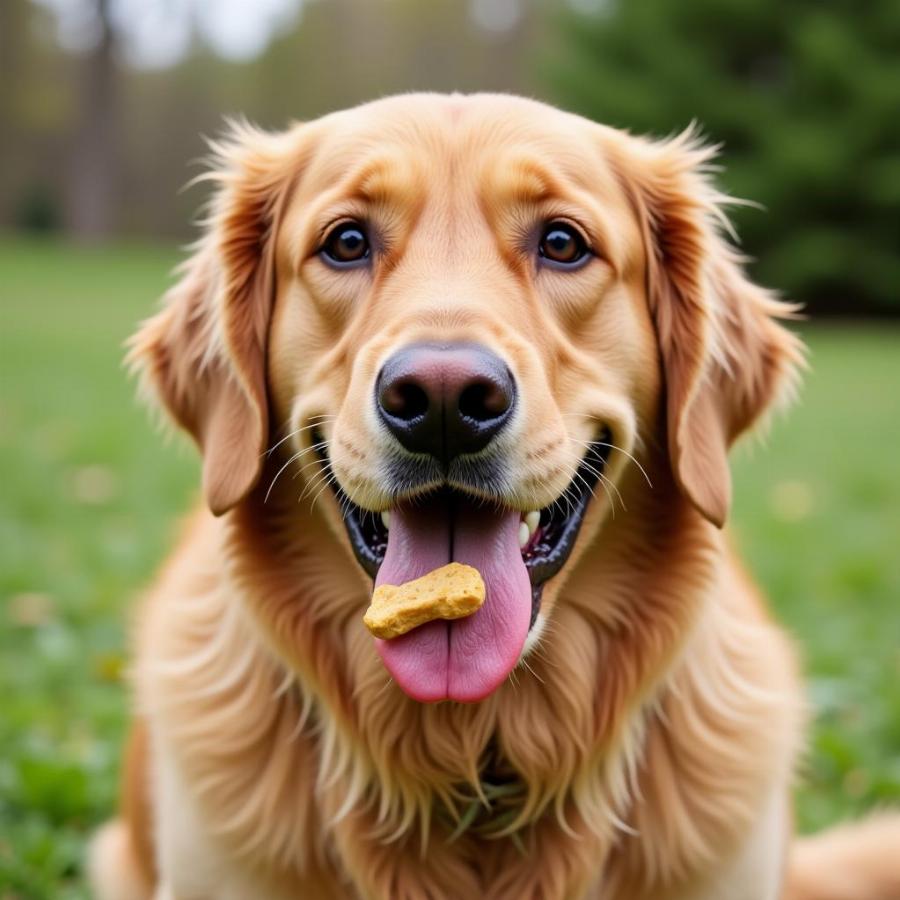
[66,0,118,239]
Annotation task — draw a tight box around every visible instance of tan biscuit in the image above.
[364,562,486,639]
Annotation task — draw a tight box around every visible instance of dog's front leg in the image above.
[152,738,307,900]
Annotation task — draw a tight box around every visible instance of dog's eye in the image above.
[539,222,589,266]
[321,222,370,266]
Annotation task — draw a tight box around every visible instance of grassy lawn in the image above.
[1,236,898,896]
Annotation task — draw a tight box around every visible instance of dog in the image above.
[89,93,900,899]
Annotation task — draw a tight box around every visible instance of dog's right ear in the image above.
[128,122,313,515]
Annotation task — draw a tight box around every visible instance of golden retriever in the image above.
[89,93,900,899]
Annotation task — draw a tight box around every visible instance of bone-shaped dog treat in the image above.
[364,562,486,639]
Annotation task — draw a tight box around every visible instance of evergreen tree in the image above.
[547,0,900,314]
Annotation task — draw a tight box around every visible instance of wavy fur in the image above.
[91,94,896,900]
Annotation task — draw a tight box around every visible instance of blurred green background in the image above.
[0,1,898,896]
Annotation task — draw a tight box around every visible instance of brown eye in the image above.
[539,222,589,266]
[321,222,370,266]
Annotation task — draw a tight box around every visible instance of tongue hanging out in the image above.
[374,492,532,702]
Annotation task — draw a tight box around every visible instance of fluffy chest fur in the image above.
[135,483,800,900]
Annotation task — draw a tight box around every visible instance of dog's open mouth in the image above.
[314,433,612,702]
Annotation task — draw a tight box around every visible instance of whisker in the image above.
[560,480,578,518]
[337,490,356,523]
[264,450,304,503]
[309,471,341,513]
[291,455,331,480]
[297,460,334,501]
[599,473,626,513]
[551,484,574,520]
[309,481,335,514]
[265,440,331,503]
[530,637,562,673]
[594,442,652,488]
[577,456,627,513]
[284,440,330,465]
[302,474,332,510]
[263,415,336,458]
[520,656,545,686]
[299,466,333,504]
[568,434,653,488]
[571,468,613,519]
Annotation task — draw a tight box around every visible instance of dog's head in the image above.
[131,94,802,703]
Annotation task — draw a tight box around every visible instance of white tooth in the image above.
[518,521,530,549]
[525,510,540,535]
[381,511,391,530]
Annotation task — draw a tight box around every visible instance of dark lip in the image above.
[312,431,612,629]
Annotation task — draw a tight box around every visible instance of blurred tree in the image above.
[67,0,118,238]
[0,0,26,226]
[4,0,897,318]
[0,0,74,233]
[545,0,900,315]
[2,0,557,241]
[113,0,547,237]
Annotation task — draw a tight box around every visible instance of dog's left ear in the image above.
[611,130,805,527]
[128,122,311,515]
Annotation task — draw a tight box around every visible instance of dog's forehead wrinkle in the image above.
[310,96,602,210]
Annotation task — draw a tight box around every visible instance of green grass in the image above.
[1,236,898,896]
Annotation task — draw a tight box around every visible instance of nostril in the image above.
[458,378,511,423]
[380,379,429,422]
[376,344,516,460]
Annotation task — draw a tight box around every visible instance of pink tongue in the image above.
[374,494,531,702]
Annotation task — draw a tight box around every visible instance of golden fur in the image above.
[90,94,899,899]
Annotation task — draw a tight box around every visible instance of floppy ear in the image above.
[128,122,307,515]
[614,130,804,527]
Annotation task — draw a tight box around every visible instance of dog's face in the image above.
[267,96,657,701]
[270,96,652,518]
[132,94,800,703]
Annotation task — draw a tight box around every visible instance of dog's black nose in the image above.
[376,342,516,463]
